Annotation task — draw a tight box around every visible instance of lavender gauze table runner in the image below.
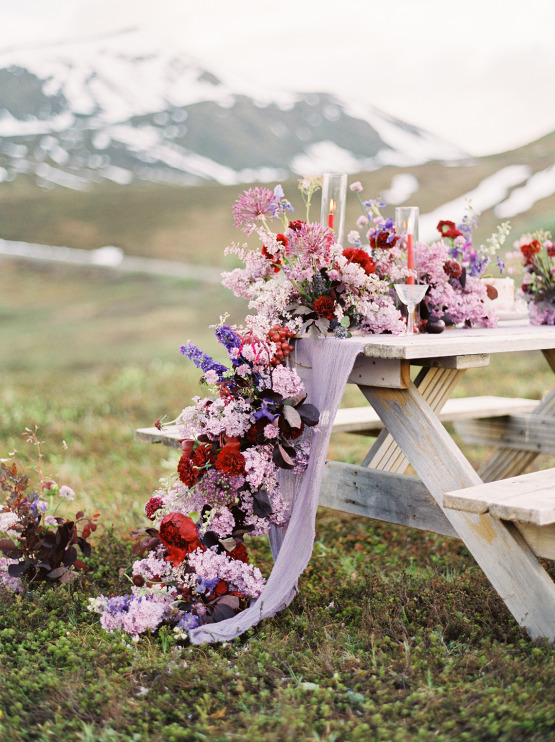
[188,336,364,645]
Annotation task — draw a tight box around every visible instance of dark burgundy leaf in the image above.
[8,560,33,577]
[200,531,220,550]
[231,525,255,541]
[273,444,295,470]
[75,511,84,520]
[47,566,67,579]
[252,490,274,518]
[257,390,283,404]
[0,538,17,553]
[62,546,78,567]
[295,403,320,427]
[459,267,467,289]
[212,603,237,623]
[77,537,92,557]
[73,559,89,572]
[42,531,56,549]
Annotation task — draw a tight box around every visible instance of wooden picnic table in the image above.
[137,319,555,640]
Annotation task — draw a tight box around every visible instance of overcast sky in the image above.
[0,0,554,157]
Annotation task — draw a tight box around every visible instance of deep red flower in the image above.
[437,220,463,239]
[215,445,246,477]
[261,244,282,273]
[177,455,197,487]
[287,220,305,231]
[443,260,463,279]
[180,439,195,458]
[228,543,249,563]
[280,418,305,440]
[313,296,336,320]
[245,418,266,444]
[191,443,215,469]
[214,580,228,597]
[521,241,541,265]
[159,513,204,567]
[547,245,555,258]
[145,496,164,520]
[342,247,376,275]
[370,231,398,250]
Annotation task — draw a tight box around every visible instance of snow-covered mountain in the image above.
[0,28,468,190]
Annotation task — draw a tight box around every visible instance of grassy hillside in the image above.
[1,133,555,272]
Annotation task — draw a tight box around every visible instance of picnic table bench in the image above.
[136,320,555,641]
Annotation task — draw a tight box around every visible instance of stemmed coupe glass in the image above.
[394,283,429,335]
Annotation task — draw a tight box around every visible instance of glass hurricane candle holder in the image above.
[321,173,348,246]
[395,207,419,285]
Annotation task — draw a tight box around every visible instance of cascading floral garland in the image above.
[89,322,319,640]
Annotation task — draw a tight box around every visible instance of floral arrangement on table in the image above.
[221,180,406,338]
[348,191,510,330]
[0,427,98,592]
[89,321,319,641]
[505,230,555,325]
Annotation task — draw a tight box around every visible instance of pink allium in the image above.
[350,181,363,192]
[292,222,333,260]
[233,188,277,234]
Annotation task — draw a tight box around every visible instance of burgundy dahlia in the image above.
[443,260,463,279]
[313,296,336,320]
[145,496,164,520]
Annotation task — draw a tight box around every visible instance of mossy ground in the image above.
[2,351,555,741]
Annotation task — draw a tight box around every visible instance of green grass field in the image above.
[2,174,555,740]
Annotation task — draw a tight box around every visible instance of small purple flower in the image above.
[175,612,200,631]
[196,576,219,596]
[497,256,506,274]
[180,342,228,381]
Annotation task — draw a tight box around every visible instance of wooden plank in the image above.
[361,367,465,472]
[135,425,181,449]
[362,381,555,641]
[414,354,490,369]
[480,384,555,482]
[346,356,410,388]
[444,468,555,525]
[359,323,555,360]
[319,461,457,537]
[334,396,539,436]
[455,414,555,453]
[517,523,555,561]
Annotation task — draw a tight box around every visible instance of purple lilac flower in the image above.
[497,256,506,273]
[233,187,277,234]
[215,325,242,353]
[180,342,228,381]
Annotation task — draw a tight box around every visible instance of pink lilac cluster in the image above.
[178,396,253,440]
[529,301,555,326]
[415,241,497,328]
[0,557,22,593]
[196,470,244,508]
[188,547,265,599]
[269,365,304,399]
[91,591,177,640]
[132,546,174,583]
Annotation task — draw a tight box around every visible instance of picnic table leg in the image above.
[362,366,466,472]
[479,349,555,482]
[360,380,555,641]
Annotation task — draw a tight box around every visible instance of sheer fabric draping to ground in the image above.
[189,337,363,645]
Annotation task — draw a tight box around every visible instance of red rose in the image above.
[343,248,376,275]
[159,513,204,567]
[215,445,246,477]
[521,241,541,265]
[177,454,197,487]
[443,260,463,279]
[228,543,249,563]
[192,443,215,469]
[313,296,336,320]
[370,231,398,250]
[437,220,463,239]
